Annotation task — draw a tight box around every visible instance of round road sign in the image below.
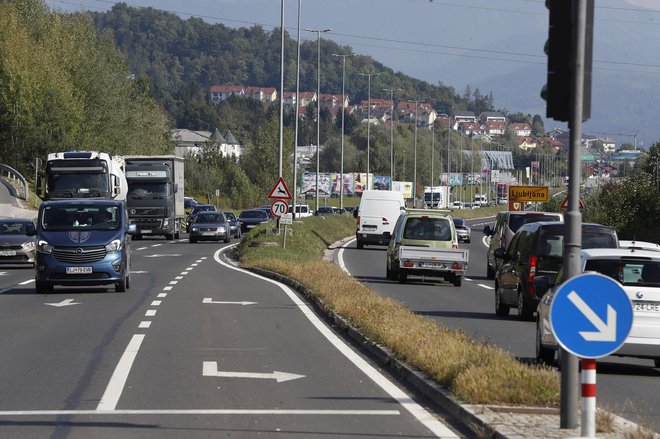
[270,200,289,217]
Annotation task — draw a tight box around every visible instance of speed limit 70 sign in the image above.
[270,200,289,217]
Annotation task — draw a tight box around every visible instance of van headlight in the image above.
[37,240,53,254]
[105,239,122,252]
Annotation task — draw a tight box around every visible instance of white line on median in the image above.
[96,334,145,411]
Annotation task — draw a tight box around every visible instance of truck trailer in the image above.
[423,186,451,209]
[124,156,185,240]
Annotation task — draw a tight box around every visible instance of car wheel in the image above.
[495,285,510,316]
[517,289,534,321]
[452,275,462,287]
[486,263,495,279]
[35,281,53,294]
[224,234,231,243]
[115,277,127,293]
[654,358,660,368]
[398,270,408,284]
[536,320,555,365]
[189,238,197,244]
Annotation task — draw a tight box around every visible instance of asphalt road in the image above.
[339,217,660,433]
[0,233,468,438]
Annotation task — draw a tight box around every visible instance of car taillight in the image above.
[403,260,414,268]
[528,255,537,295]
[452,243,458,249]
[452,264,463,270]
[382,217,389,224]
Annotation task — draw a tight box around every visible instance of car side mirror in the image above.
[493,247,508,260]
[483,225,492,236]
[534,276,550,297]
[353,209,358,219]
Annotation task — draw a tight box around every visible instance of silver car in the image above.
[188,212,230,244]
[0,218,36,266]
[535,248,660,368]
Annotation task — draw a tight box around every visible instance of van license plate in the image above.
[141,230,152,234]
[66,267,93,274]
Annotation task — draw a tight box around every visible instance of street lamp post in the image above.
[413,100,418,207]
[383,88,401,188]
[305,28,331,213]
[292,0,302,218]
[358,71,379,191]
[333,53,353,210]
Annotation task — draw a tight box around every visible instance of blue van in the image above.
[30,200,136,293]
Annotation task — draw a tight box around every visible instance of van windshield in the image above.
[42,206,120,231]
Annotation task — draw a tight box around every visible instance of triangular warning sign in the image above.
[560,195,585,210]
[268,177,292,199]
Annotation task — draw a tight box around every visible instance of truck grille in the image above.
[53,246,106,263]
[128,207,165,217]
[131,218,163,229]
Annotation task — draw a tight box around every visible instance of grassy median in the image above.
[235,215,559,407]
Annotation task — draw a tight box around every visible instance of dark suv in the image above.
[484,211,563,279]
[493,221,619,320]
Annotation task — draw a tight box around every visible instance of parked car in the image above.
[188,211,230,243]
[535,248,660,368]
[494,221,619,321]
[186,204,217,232]
[238,209,271,233]
[315,206,336,216]
[343,206,357,215]
[223,211,242,238]
[453,218,471,243]
[0,218,36,266]
[484,211,564,279]
[385,209,468,286]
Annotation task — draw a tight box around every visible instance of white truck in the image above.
[124,156,185,240]
[37,151,127,201]
[423,186,451,209]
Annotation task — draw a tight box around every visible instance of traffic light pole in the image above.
[561,0,590,429]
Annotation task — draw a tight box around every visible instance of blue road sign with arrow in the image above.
[550,273,633,359]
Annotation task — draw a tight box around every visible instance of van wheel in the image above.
[654,358,659,368]
[518,290,534,321]
[224,234,231,243]
[398,270,408,284]
[115,278,127,293]
[452,275,462,287]
[35,281,53,294]
[356,240,364,249]
[495,285,510,316]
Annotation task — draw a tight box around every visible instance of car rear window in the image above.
[403,217,452,241]
[508,214,561,233]
[538,228,618,257]
[241,210,267,219]
[585,259,660,286]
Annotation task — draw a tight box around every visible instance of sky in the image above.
[45,0,660,147]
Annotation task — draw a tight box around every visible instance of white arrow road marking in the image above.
[144,254,181,258]
[202,298,257,306]
[45,299,81,307]
[567,290,617,342]
[202,361,305,383]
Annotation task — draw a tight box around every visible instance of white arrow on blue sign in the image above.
[550,273,633,359]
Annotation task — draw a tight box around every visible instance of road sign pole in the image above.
[581,358,596,438]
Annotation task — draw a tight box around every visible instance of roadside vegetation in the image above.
[235,215,560,407]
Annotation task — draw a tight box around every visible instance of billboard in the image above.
[392,181,413,199]
[331,173,354,195]
[302,172,331,196]
[372,175,391,191]
[354,173,372,193]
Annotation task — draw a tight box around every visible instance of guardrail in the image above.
[0,163,29,202]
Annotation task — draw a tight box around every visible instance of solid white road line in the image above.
[18,279,35,285]
[96,334,145,411]
[214,247,459,439]
[337,238,355,274]
[0,409,400,416]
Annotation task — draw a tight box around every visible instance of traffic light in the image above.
[541,0,593,122]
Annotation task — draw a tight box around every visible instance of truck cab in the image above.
[29,200,136,293]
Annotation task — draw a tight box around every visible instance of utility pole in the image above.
[359,72,379,191]
[383,88,401,187]
[333,53,353,210]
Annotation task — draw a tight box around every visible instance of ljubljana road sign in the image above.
[550,273,633,359]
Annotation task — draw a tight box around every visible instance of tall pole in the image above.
[333,53,353,210]
[431,122,435,207]
[292,0,302,217]
[413,100,418,207]
[278,0,285,178]
[305,28,331,213]
[384,88,400,187]
[359,72,379,190]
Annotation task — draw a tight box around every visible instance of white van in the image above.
[474,194,488,207]
[289,204,312,218]
[355,190,405,249]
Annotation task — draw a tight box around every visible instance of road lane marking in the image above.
[18,279,35,285]
[97,334,145,411]
[138,321,151,329]
[169,280,177,285]
[163,286,173,291]
[136,247,148,251]
[175,276,183,280]
[0,409,400,416]
[337,238,355,274]
[214,246,458,438]
[45,299,80,307]
[157,293,167,298]
[202,361,305,382]
[150,300,161,306]
[145,310,157,317]
[152,244,162,247]
[477,284,494,290]
[202,298,257,306]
